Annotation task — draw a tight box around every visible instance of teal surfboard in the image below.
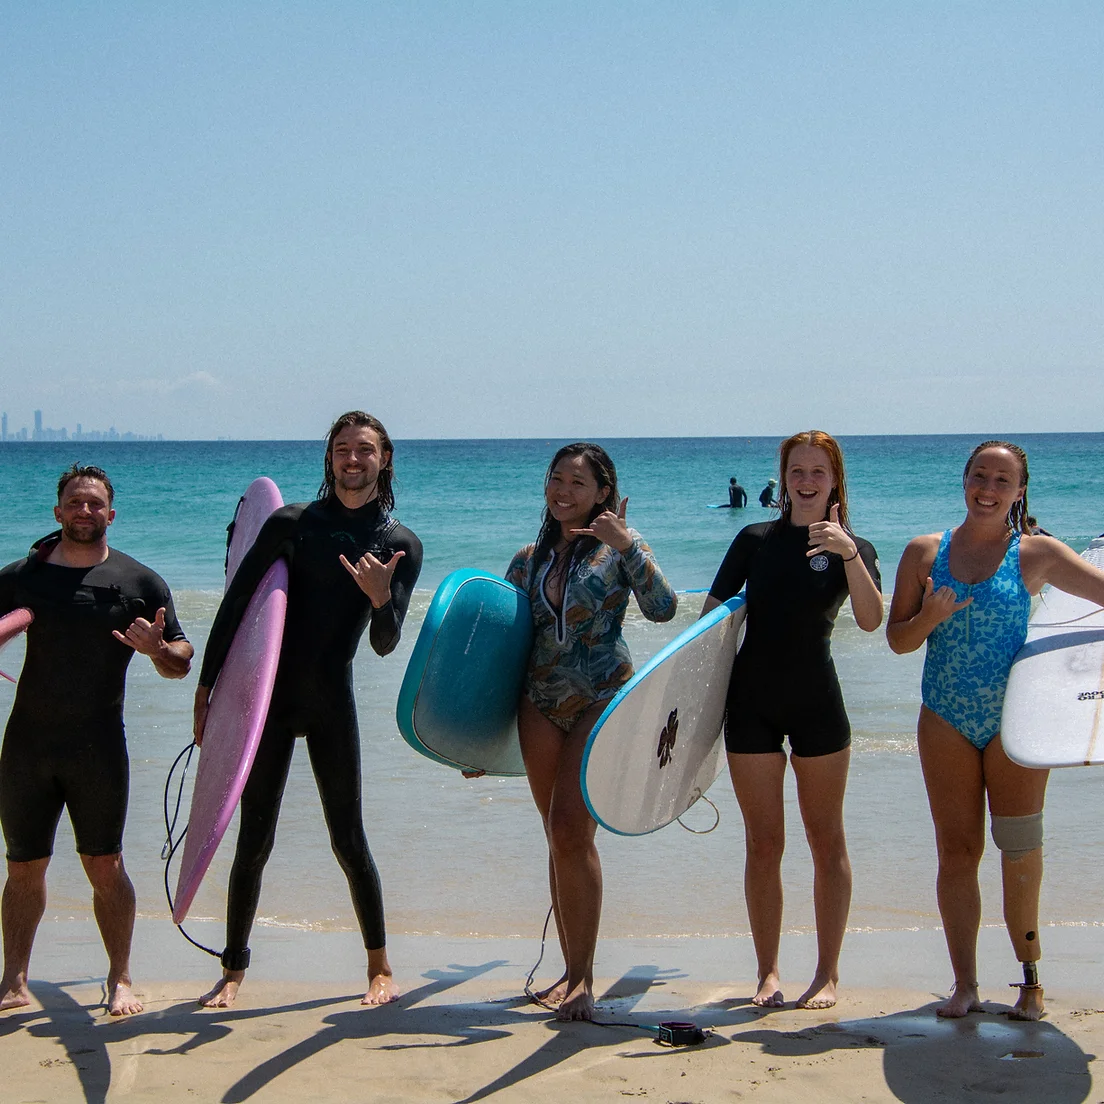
[396,569,532,775]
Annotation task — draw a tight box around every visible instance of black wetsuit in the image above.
[199,496,422,965]
[728,483,748,509]
[0,536,187,861]
[709,520,880,757]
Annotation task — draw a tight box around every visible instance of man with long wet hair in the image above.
[193,412,422,1009]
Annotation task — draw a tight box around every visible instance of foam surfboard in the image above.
[0,607,33,683]
[397,569,531,776]
[172,478,288,924]
[1002,536,1104,768]
[581,595,746,835]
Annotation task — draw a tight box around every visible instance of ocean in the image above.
[1,435,1103,948]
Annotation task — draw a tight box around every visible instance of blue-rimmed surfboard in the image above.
[397,569,532,776]
[1003,536,1104,768]
[581,595,745,835]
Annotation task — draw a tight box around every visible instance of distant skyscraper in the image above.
[34,409,43,441]
[1,412,7,442]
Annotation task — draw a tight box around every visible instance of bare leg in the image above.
[985,736,1048,1021]
[534,852,569,1004]
[792,748,852,1009]
[727,751,787,1007]
[917,707,986,1017]
[362,945,399,1005]
[81,853,142,1015]
[1,858,49,1011]
[518,698,605,1021]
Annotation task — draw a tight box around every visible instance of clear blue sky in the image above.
[2,2,1100,439]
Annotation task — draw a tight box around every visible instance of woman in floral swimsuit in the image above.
[888,440,1104,1021]
[506,442,677,1021]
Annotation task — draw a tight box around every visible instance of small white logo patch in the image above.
[810,554,829,572]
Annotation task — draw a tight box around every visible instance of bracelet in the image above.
[842,549,860,562]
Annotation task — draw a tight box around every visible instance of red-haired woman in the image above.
[702,431,883,1010]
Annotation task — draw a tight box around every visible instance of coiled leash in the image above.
[525,904,711,1047]
[161,740,222,960]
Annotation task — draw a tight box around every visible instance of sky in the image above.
[1,2,1101,440]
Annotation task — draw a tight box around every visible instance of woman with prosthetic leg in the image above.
[888,440,1104,1019]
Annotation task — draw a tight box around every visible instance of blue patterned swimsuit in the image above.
[921,529,1031,749]
[506,531,678,731]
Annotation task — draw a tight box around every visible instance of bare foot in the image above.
[1008,985,1045,1021]
[107,979,144,1016]
[0,980,32,1011]
[199,970,245,1008]
[362,971,400,1006]
[796,975,838,1010]
[556,979,595,1021]
[937,982,982,1018]
[752,973,785,1008]
[535,974,569,1005]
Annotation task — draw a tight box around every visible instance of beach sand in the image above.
[6,918,1103,1102]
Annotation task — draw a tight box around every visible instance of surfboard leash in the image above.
[676,790,720,834]
[523,902,710,1046]
[161,740,222,960]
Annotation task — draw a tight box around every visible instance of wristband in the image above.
[842,549,860,562]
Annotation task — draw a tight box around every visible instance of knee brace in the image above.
[990,813,1043,860]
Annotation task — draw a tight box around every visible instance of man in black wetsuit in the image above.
[193,411,422,1009]
[728,478,748,508]
[0,465,193,1016]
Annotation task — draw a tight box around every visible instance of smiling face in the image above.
[963,445,1025,524]
[545,454,610,534]
[783,444,836,523]
[329,425,388,499]
[54,477,115,544]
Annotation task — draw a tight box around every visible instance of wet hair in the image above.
[775,430,852,530]
[531,442,619,581]
[57,463,114,505]
[962,440,1030,534]
[317,411,395,512]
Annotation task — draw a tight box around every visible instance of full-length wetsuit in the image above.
[199,496,422,967]
[709,520,880,757]
[0,534,188,861]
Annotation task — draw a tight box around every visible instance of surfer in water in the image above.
[193,412,422,1009]
[0,464,193,1015]
[505,442,677,1020]
[887,440,1104,1021]
[702,431,882,1010]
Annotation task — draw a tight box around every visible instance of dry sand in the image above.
[5,918,1104,1102]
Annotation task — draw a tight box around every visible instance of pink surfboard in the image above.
[172,478,288,924]
[0,608,33,683]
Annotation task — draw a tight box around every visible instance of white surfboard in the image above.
[581,596,745,835]
[1003,536,1104,768]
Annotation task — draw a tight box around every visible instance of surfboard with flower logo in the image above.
[581,595,745,835]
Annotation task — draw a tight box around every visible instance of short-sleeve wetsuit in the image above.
[0,534,188,861]
[505,531,678,731]
[709,520,881,757]
[199,496,422,966]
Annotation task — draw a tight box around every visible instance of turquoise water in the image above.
[1,435,1103,945]
[3,433,1103,590]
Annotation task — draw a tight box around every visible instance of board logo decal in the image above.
[656,708,678,768]
[1077,690,1104,701]
[810,554,829,572]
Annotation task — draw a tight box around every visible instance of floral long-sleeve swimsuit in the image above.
[506,530,678,731]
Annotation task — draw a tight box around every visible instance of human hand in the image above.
[340,549,406,608]
[113,607,168,656]
[193,684,211,746]
[808,504,856,560]
[920,576,973,625]
[461,768,486,779]
[568,497,633,553]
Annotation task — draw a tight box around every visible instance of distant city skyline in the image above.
[0,408,164,443]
